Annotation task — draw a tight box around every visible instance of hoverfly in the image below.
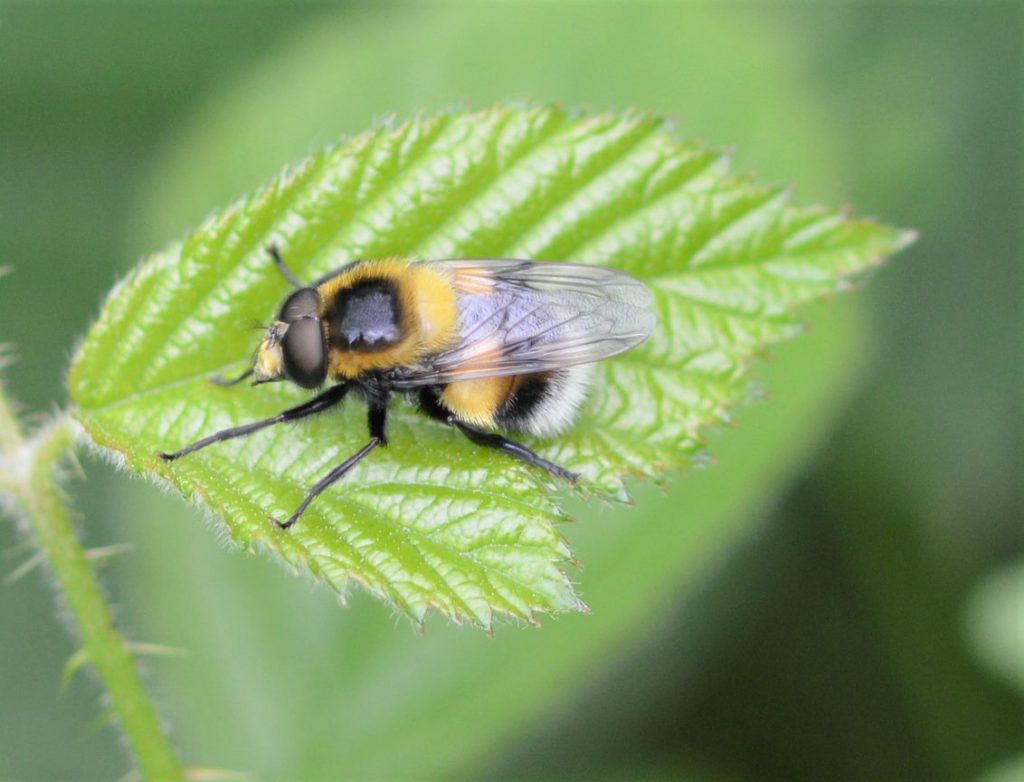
[160,247,655,529]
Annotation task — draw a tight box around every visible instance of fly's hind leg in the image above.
[416,389,578,484]
[453,422,579,484]
[273,395,389,530]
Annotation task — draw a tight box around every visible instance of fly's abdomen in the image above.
[440,365,593,437]
[493,365,593,437]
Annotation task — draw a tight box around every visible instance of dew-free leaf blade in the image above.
[69,104,913,628]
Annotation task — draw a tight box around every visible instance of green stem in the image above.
[5,413,184,781]
[0,376,22,452]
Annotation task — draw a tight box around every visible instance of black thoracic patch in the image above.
[327,278,403,351]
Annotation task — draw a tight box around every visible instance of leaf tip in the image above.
[897,227,920,250]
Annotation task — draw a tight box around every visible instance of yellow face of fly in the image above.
[253,322,286,383]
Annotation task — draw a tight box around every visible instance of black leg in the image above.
[159,383,350,461]
[366,394,389,445]
[267,243,303,288]
[274,395,389,530]
[416,389,577,483]
[210,367,255,387]
[273,439,380,529]
[453,421,578,483]
[416,387,449,423]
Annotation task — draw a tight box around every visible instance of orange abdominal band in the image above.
[439,338,525,427]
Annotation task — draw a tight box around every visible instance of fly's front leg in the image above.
[159,383,350,461]
[274,393,389,530]
[210,367,255,387]
[267,243,303,288]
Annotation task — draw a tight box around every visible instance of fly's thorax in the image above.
[326,277,404,351]
[317,258,460,379]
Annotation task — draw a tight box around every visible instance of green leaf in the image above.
[68,104,912,628]
[122,301,870,779]
[966,559,1024,694]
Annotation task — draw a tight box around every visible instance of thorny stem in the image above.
[0,408,184,781]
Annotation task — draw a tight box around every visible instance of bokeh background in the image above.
[1,3,1020,780]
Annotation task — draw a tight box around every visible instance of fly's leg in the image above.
[158,383,350,461]
[210,367,255,387]
[208,245,300,385]
[273,395,389,530]
[416,389,578,484]
[452,421,578,483]
[267,244,303,288]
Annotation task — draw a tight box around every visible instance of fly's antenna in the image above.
[267,244,303,289]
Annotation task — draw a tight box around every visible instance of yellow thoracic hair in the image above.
[317,258,460,379]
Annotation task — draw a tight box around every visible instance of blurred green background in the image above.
[1,3,1020,781]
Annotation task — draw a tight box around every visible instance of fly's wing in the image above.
[393,259,655,387]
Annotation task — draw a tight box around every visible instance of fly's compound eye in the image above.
[279,287,321,323]
[281,318,327,388]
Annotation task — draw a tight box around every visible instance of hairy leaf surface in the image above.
[69,105,912,628]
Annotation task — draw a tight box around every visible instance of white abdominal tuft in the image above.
[522,364,594,438]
